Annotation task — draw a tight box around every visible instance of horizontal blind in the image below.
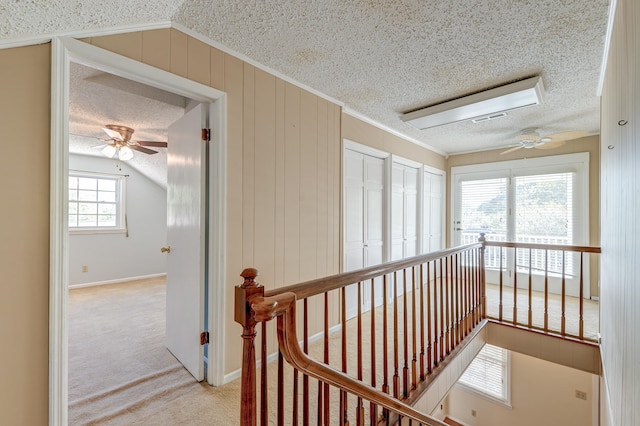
[459,177,508,244]
[459,344,508,400]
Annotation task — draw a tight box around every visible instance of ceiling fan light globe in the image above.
[118,146,134,161]
[101,144,117,158]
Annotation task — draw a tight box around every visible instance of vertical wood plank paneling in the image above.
[223,54,244,372]
[299,90,318,282]
[253,68,277,289]
[284,82,301,285]
[169,29,188,78]
[274,78,287,288]
[316,98,329,278]
[90,32,142,61]
[187,37,211,86]
[242,63,256,270]
[210,47,225,91]
[333,105,342,274]
[600,0,640,423]
[141,29,171,71]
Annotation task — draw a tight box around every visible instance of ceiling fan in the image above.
[97,124,168,161]
[499,128,588,155]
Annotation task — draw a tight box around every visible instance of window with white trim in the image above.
[459,344,510,404]
[69,172,125,232]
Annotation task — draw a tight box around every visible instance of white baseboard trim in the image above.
[222,323,344,385]
[68,273,166,289]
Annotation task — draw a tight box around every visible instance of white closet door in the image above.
[391,162,419,295]
[343,149,384,318]
[423,171,443,253]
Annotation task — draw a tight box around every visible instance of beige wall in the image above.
[0,29,447,425]
[83,29,344,373]
[445,351,596,426]
[0,43,51,425]
[446,136,601,295]
[599,0,640,423]
[341,113,446,170]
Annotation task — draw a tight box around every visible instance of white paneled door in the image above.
[343,149,384,318]
[423,171,443,254]
[165,103,209,381]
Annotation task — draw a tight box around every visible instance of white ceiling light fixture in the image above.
[401,76,545,130]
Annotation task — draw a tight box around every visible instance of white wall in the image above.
[68,154,167,285]
[444,351,596,426]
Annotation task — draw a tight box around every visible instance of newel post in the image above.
[234,268,264,426]
[478,233,487,319]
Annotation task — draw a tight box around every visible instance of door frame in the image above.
[50,36,227,425]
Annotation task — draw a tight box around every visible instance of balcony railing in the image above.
[235,238,600,425]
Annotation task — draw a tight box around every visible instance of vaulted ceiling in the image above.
[3,0,610,171]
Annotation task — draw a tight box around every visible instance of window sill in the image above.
[69,228,127,235]
[455,383,512,409]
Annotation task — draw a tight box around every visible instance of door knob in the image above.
[161,246,171,253]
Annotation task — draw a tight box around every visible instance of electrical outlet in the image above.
[82,265,88,273]
[575,390,587,400]
[472,409,477,417]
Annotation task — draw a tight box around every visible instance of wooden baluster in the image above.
[340,287,348,425]
[544,250,549,332]
[292,369,299,426]
[277,349,284,426]
[499,246,503,322]
[411,266,418,391]
[323,292,330,425]
[513,248,518,326]
[403,268,409,398]
[357,282,364,419]
[439,258,444,362]
[419,264,426,381]
[454,253,460,346]
[302,299,308,426]
[444,256,450,355]
[561,251,566,336]
[393,271,400,399]
[579,252,585,339]
[235,268,264,426]
[479,238,486,319]
[370,278,378,425]
[465,251,470,334]
[382,275,389,421]
[426,262,433,374]
[528,248,533,328]
[260,322,268,426]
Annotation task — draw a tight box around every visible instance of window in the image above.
[459,344,510,404]
[69,172,125,232]
[452,153,590,296]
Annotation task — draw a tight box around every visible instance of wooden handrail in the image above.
[251,291,448,426]
[264,243,482,300]
[484,240,601,253]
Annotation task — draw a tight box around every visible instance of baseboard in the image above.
[68,273,166,289]
[222,322,343,385]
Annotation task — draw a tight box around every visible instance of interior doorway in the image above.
[50,36,227,424]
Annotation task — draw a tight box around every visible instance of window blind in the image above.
[459,344,508,401]
[459,177,508,244]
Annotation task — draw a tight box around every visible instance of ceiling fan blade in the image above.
[102,127,124,141]
[130,145,159,155]
[134,140,168,148]
[546,130,589,142]
[499,145,523,155]
[536,140,566,150]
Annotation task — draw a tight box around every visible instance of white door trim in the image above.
[50,36,227,426]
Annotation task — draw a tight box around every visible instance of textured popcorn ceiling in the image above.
[173,0,610,154]
[3,0,611,168]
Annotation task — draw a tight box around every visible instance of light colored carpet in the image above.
[68,277,241,425]
[68,277,599,425]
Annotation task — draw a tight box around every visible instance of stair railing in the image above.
[235,243,485,425]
